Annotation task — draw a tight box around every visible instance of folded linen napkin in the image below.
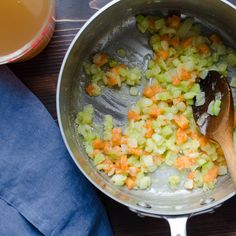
[0,66,113,236]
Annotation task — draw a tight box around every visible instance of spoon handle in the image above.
[220,134,236,186]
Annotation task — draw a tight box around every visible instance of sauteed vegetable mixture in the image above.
[75,15,236,190]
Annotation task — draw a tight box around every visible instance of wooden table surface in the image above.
[9,0,236,235]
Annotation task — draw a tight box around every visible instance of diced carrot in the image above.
[120,155,128,171]
[180,68,191,81]
[152,154,164,165]
[173,96,184,104]
[92,139,105,150]
[107,77,118,87]
[176,128,188,144]
[172,76,180,85]
[104,142,111,154]
[175,156,196,170]
[203,166,219,183]
[85,83,95,96]
[151,84,163,94]
[160,34,170,41]
[128,110,141,121]
[126,177,136,189]
[199,136,208,147]
[143,86,155,98]
[93,53,108,67]
[188,171,196,180]
[170,36,180,47]
[182,37,193,48]
[197,44,210,54]
[174,114,189,130]
[210,34,222,44]
[111,66,120,75]
[149,19,156,30]
[112,128,122,146]
[149,106,163,118]
[128,148,143,156]
[188,130,199,140]
[145,120,154,138]
[167,15,181,29]
[157,50,169,60]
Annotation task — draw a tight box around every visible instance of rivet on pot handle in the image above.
[165,216,189,236]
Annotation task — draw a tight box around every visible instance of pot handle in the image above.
[165,216,189,236]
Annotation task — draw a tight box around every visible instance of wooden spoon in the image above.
[192,71,236,186]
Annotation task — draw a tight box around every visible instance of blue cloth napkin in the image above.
[0,66,113,236]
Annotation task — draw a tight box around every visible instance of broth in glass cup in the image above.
[0,0,55,64]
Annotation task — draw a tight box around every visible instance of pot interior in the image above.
[58,0,236,216]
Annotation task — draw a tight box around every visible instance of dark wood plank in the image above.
[9,0,236,235]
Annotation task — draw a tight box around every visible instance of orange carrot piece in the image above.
[167,15,181,29]
[198,44,210,54]
[160,34,170,41]
[128,148,143,156]
[176,128,188,145]
[170,36,180,47]
[93,53,108,67]
[203,166,219,183]
[92,139,105,150]
[180,68,191,81]
[120,155,128,171]
[199,136,208,147]
[107,77,118,87]
[145,120,154,138]
[126,177,136,189]
[128,110,141,121]
[149,19,156,30]
[112,128,122,146]
[172,76,180,85]
[143,86,155,98]
[85,83,95,96]
[157,50,169,60]
[149,106,163,118]
[188,171,196,180]
[182,37,193,48]
[175,156,196,170]
[174,115,189,130]
[210,34,222,44]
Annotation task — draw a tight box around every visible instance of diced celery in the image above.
[218,165,228,175]
[168,175,180,188]
[195,91,205,106]
[227,53,236,67]
[230,75,236,88]
[154,18,165,30]
[130,87,139,96]
[117,48,126,58]
[165,151,177,166]
[141,155,157,172]
[75,104,94,125]
[93,153,105,166]
[178,18,193,39]
[111,174,127,186]
[137,176,151,189]
[184,179,194,190]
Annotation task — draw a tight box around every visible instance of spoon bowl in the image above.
[192,71,236,186]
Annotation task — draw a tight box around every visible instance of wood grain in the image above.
[9,0,236,235]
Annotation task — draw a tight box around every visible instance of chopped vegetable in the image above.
[75,14,234,191]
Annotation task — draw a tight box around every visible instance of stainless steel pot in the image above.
[57,1,236,235]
